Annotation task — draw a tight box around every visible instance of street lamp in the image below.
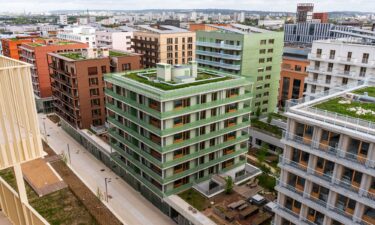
[104,177,112,202]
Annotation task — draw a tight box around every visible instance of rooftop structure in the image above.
[57,26,97,48]
[274,81,375,225]
[0,36,44,60]
[195,24,283,114]
[105,63,254,203]
[96,29,133,52]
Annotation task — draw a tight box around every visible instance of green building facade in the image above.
[104,66,255,199]
[196,25,284,114]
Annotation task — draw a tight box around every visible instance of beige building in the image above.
[0,55,48,225]
[132,25,195,68]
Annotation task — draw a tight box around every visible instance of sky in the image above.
[0,0,374,13]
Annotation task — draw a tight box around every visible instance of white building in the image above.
[274,81,375,225]
[59,15,68,25]
[258,19,285,29]
[95,29,133,52]
[78,17,89,25]
[305,38,375,96]
[57,26,96,48]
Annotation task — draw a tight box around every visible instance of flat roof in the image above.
[136,25,190,34]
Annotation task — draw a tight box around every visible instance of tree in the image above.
[225,176,234,194]
[257,143,268,165]
[255,107,261,118]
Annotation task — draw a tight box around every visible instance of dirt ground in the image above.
[43,142,123,225]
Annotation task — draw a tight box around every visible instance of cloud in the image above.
[0,0,373,12]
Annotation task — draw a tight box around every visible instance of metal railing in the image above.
[196,41,242,50]
[196,50,241,60]
[196,59,241,70]
[282,131,375,169]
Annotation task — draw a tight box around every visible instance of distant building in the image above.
[1,36,44,60]
[132,25,195,67]
[279,47,310,108]
[48,48,142,129]
[78,17,89,25]
[96,29,133,52]
[258,20,285,29]
[312,12,329,23]
[59,15,68,25]
[196,24,284,114]
[305,37,375,96]
[19,39,87,113]
[296,3,314,23]
[57,26,96,48]
[157,19,181,28]
[284,23,352,45]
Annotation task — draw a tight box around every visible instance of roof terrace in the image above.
[285,80,375,136]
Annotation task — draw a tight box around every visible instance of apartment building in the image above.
[48,48,142,130]
[132,25,195,68]
[274,82,375,225]
[57,26,96,48]
[96,29,133,52]
[305,38,375,96]
[20,40,88,113]
[105,62,255,204]
[284,23,351,45]
[279,47,310,108]
[1,36,44,60]
[296,3,314,23]
[59,15,68,25]
[195,24,283,114]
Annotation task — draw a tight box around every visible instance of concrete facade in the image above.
[96,30,133,52]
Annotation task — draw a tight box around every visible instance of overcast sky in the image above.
[0,0,374,13]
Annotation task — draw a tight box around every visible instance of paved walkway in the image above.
[38,114,174,225]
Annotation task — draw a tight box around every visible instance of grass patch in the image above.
[257,174,276,191]
[125,73,231,91]
[251,119,282,138]
[178,188,209,211]
[315,97,375,122]
[270,112,287,121]
[109,51,129,57]
[353,87,375,97]
[61,52,84,60]
[0,168,98,225]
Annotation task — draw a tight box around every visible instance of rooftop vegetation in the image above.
[251,119,282,138]
[124,72,232,91]
[178,188,209,211]
[353,87,375,97]
[60,52,85,60]
[109,50,130,57]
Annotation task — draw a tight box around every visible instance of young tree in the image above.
[257,143,268,165]
[225,176,234,194]
[267,114,272,123]
[255,107,261,118]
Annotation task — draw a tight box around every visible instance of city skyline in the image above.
[0,0,374,13]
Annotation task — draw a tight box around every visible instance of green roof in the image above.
[60,52,85,60]
[109,51,130,57]
[124,72,232,91]
[315,87,375,122]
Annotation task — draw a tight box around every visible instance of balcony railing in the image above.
[196,41,242,50]
[282,131,375,169]
[196,59,241,70]
[196,50,241,60]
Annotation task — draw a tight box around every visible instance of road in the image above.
[38,114,174,225]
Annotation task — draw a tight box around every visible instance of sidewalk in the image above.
[38,114,174,225]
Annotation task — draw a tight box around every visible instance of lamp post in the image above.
[104,177,111,202]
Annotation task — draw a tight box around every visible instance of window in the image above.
[265,75,271,80]
[260,40,267,45]
[259,49,266,54]
[167,38,173,44]
[268,39,274,44]
[257,76,263,81]
[264,83,270,88]
[89,88,99,96]
[174,98,190,108]
[258,68,264,73]
[362,53,369,63]
[91,98,100,107]
[122,63,131,71]
[360,67,367,77]
[329,50,336,59]
[267,57,272,62]
[89,77,99,86]
[88,67,98,75]
[267,49,273,53]
[259,58,265,63]
[101,65,107,73]
[266,66,272,71]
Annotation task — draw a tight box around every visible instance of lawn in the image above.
[125,73,231,91]
[251,119,282,138]
[178,188,209,211]
[270,112,287,122]
[109,51,129,57]
[61,52,84,60]
[353,87,375,97]
[0,168,98,225]
[257,174,276,191]
[315,97,375,122]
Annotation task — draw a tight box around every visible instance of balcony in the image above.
[196,41,242,50]
[304,78,333,87]
[196,50,241,60]
[196,59,241,70]
[282,131,375,174]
